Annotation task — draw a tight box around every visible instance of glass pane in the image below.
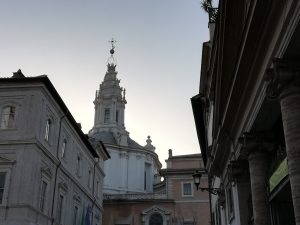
[184,183,192,195]
[1,106,15,129]
[0,173,6,187]
[0,189,3,204]
[104,109,110,123]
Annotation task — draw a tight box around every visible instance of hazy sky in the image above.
[0,0,209,167]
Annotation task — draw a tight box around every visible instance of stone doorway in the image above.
[149,213,163,225]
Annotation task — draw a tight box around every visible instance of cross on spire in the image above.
[109,38,117,55]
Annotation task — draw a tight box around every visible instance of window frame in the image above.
[96,180,101,198]
[88,167,93,189]
[39,180,48,212]
[39,167,52,214]
[0,105,16,129]
[181,181,193,197]
[57,193,64,224]
[44,118,52,142]
[76,153,82,177]
[116,110,119,123]
[226,183,235,221]
[0,167,11,206]
[61,139,67,159]
[144,163,151,191]
[104,108,110,123]
[56,181,68,224]
[0,172,6,204]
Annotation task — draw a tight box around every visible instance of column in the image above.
[268,59,300,225]
[281,87,300,225]
[239,134,271,225]
[248,150,271,225]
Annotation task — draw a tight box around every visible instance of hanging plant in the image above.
[200,0,218,23]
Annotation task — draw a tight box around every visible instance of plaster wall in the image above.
[103,148,157,194]
[0,82,106,225]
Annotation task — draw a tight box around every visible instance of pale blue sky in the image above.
[0,0,209,166]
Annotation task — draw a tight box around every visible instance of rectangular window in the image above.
[61,139,66,158]
[57,194,64,223]
[76,156,81,176]
[183,183,192,196]
[73,206,78,225]
[0,106,15,129]
[40,180,48,212]
[0,172,6,204]
[44,119,51,141]
[227,185,235,220]
[144,164,151,191]
[88,169,92,189]
[104,109,110,123]
[116,110,119,123]
[96,181,100,197]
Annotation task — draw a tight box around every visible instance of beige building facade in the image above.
[0,70,110,225]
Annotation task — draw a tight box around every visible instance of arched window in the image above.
[0,106,16,129]
[149,213,163,225]
[44,119,51,141]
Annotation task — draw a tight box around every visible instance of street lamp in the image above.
[192,170,221,195]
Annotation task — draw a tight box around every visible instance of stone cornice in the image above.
[238,132,276,155]
[266,59,300,100]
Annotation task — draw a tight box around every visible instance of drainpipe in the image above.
[50,112,68,225]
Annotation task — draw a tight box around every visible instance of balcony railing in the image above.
[103,192,167,200]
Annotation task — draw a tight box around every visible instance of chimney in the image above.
[168,149,172,158]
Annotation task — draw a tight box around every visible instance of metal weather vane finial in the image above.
[109,38,117,56]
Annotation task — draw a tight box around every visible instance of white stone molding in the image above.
[141,206,171,225]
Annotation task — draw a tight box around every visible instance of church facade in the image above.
[90,46,210,225]
[88,47,162,195]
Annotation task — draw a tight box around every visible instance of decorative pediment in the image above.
[141,206,171,225]
[142,206,171,217]
[0,156,15,165]
[73,193,81,203]
[58,181,68,192]
[41,166,53,178]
